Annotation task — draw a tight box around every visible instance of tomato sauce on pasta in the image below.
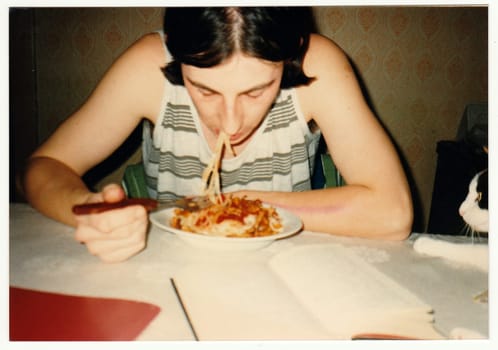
[170,195,283,237]
[170,132,283,237]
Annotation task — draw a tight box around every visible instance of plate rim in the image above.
[149,205,303,242]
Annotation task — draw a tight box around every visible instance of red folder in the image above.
[9,286,161,341]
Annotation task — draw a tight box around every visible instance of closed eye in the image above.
[245,88,265,98]
[198,87,216,97]
[242,80,276,98]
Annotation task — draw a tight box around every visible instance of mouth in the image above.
[229,133,242,142]
[227,132,248,146]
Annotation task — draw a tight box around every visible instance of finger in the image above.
[95,221,148,263]
[75,205,147,236]
[74,185,123,208]
[84,227,147,259]
[74,223,105,243]
[98,242,147,263]
[81,219,148,257]
[101,183,127,203]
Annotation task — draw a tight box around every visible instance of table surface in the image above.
[9,203,488,340]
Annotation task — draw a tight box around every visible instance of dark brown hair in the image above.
[162,7,315,89]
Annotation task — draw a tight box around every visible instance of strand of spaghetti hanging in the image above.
[201,132,235,204]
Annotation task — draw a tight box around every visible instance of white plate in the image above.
[150,206,303,251]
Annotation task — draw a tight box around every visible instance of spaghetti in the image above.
[201,132,234,204]
[170,132,283,237]
[170,195,283,237]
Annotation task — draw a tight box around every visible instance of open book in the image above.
[173,243,444,340]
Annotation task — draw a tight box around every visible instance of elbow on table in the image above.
[384,226,411,241]
[380,198,413,241]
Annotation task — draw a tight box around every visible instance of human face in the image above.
[182,53,283,147]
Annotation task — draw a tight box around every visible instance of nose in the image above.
[220,98,242,136]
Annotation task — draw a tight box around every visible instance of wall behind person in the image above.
[33,7,165,189]
[313,6,487,232]
[13,6,487,232]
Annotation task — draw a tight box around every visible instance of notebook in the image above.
[9,286,161,341]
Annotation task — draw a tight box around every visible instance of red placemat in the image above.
[9,286,161,341]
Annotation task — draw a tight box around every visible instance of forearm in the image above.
[239,186,413,240]
[22,156,92,227]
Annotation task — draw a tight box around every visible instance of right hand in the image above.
[73,184,149,263]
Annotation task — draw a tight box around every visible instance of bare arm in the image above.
[22,33,165,226]
[21,33,166,262]
[23,156,96,226]
[241,34,412,240]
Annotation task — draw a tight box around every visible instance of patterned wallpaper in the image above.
[35,7,165,141]
[313,7,487,230]
[33,7,488,231]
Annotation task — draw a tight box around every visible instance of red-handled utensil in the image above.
[72,196,212,215]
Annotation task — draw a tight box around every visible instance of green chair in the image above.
[121,162,150,198]
[320,153,345,188]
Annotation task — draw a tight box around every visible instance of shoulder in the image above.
[303,34,352,78]
[296,34,359,121]
[103,32,166,89]
[102,32,167,121]
[117,32,166,68]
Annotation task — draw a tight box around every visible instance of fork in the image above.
[72,196,213,215]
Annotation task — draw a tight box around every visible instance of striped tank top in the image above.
[142,32,321,201]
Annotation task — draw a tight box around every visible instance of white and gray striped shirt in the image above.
[142,32,321,200]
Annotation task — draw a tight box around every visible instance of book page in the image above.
[268,244,444,339]
[173,262,330,340]
[173,243,444,340]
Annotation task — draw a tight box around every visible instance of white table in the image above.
[9,203,488,340]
